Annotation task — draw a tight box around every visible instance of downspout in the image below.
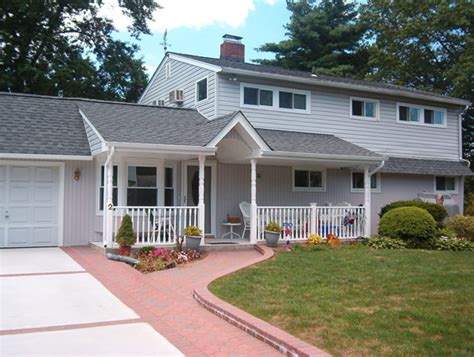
[102,146,115,247]
[369,160,385,176]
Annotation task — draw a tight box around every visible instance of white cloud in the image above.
[143,63,157,76]
[98,0,277,33]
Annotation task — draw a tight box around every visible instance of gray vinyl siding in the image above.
[217,75,461,160]
[83,119,103,155]
[139,58,217,119]
[215,163,462,238]
[63,160,96,245]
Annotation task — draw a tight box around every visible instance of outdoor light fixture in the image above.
[73,168,81,181]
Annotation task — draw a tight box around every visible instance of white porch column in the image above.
[364,165,372,237]
[105,160,114,247]
[310,202,318,235]
[250,159,258,244]
[198,155,206,245]
[157,159,165,206]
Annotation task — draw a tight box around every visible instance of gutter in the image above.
[106,142,217,155]
[369,160,385,175]
[260,150,386,163]
[221,68,470,107]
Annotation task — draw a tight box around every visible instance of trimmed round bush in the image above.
[447,215,474,241]
[379,207,436,247]
[379,200,448,226]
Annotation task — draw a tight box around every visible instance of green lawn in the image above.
[209,246,474,356]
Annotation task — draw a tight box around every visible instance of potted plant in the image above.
[264,221,281,247]
[183,225,203,251]
[115,214,136,256]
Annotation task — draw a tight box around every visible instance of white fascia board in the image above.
[260,150,386,164]
[0,153,92,161]
[168,53,222,72]
[206,112,271,150]
[107,142,216,155]
[221,67,470,107]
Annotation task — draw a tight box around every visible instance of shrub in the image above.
[367,236,406,249]
[115,214,136,247]
[307,234,323,245]
[379,200,448,226]
[447,215,474,241]
[183,225,202,236]
[379,207,436,247]
[327,234,341,248]
[139,246,156,255]
[465,193,474,216]
[435,228,456,239]
[265,221,281,233]
[433,238,473,251]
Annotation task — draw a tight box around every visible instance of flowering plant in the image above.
[307,234,323,245]
[327,234,341,248]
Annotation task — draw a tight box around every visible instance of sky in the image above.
[102,0,291,76]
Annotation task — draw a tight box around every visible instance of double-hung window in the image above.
[293,169,325,191]
[351,172,380,192]
[397,103,446,127]
[351,97,378,120]
[127,166,158,206]
[435,176,456,192]
[196,77,208,102]
[241,83,310,113]
[99,165,118,211]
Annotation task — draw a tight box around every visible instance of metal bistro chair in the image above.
[239,201,251,239]
[148,209,176,242]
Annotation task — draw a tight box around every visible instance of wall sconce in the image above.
[228,74,237,81]
[73,168,81,181]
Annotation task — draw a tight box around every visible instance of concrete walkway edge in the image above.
[193,244,331,357]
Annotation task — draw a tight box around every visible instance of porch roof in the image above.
[378,157,473,176]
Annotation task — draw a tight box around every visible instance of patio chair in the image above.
[148,210,176,241]
[239,201,251,239]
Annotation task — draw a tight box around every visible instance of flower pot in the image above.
[185,235,202,251]
[264,230,280,247]
[118,245,131,256]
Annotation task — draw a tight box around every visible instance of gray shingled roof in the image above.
[257,129,381,158]
[77,101,233,147]
[379,157,473,176]
[0,93,91,156]
[172,53,469,105]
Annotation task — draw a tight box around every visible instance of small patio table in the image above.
[221,222,241,240]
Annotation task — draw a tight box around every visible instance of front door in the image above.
[184,165,213,234]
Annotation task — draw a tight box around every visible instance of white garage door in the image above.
[0,165,60,247]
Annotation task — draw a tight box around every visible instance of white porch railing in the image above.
[112,206,199,245]
[257,205,366,241]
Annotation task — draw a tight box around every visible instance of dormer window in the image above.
[397,102,446,127]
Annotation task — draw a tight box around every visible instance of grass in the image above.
[209,245,474,356]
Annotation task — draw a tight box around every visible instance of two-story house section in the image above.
[139,34,472,235]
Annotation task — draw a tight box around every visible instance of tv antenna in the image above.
[161,30,171,52]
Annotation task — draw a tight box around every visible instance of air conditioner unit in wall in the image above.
[169,89,184,103]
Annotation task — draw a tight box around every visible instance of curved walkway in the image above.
[64,246,280,356]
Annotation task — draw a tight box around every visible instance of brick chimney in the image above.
[220,34,245,62]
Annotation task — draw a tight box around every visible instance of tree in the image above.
[255,0,368,77]
[0,0,159,102]
[360,0,473,203]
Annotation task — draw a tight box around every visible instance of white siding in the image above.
[83,119,103,155]
[140,58,217,119]
[215,163,462,238]
[217,75,462,160]
[63,160,96,245]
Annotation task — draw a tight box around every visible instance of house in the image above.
[0,34,472,248]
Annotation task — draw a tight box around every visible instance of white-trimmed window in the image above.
[397,102,446,127]
[164,167,175,206]
[127,166,158,206]
[293,168,326,191]
[165,63,171,78]
[240,83,310,113]
[196,77,208,102]
[435,176,457,193]
[99,165,118,211]
[350,97,379,120]
[351,172,380,193]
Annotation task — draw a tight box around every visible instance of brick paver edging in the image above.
[193,244,331,357]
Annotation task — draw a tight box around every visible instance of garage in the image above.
[0,164,61,247]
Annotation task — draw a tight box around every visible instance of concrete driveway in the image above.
[0,248,183,356]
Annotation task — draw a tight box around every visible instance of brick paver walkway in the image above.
[64,246,280,356]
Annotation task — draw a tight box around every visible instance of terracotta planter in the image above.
[264,230,280,247]
[118,245,131,256]
[185,235,202,251]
